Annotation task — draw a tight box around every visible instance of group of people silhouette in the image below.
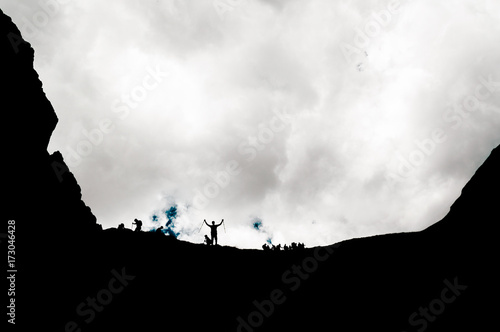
[117,218,225,246]
[117,219,144,232]
[119,218,306,250]
[116,218,307,252]
[117,219,171,238]
[262,242,305,252]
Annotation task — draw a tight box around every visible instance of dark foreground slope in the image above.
[2,8,497,331]
[30,202,496,332]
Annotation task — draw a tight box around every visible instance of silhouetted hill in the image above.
[2,8,497,331]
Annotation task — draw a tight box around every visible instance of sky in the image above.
[3,0,500,248]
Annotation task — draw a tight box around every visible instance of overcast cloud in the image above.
[3,0,500,248]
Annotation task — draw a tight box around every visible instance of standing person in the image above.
[132,219,142,232]
[204,219,224,245]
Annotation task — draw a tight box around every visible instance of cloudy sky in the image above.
[3,0,500,248]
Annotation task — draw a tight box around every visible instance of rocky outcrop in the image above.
[2,9,97,330]
[2,8,96,236]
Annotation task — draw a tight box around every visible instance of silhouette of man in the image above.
[133,219,142,232]
[204,219,223,245]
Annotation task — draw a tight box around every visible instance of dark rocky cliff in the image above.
[2,8,96,234]
[2,8,97,330]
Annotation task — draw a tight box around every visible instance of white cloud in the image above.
[3,0,500,248]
